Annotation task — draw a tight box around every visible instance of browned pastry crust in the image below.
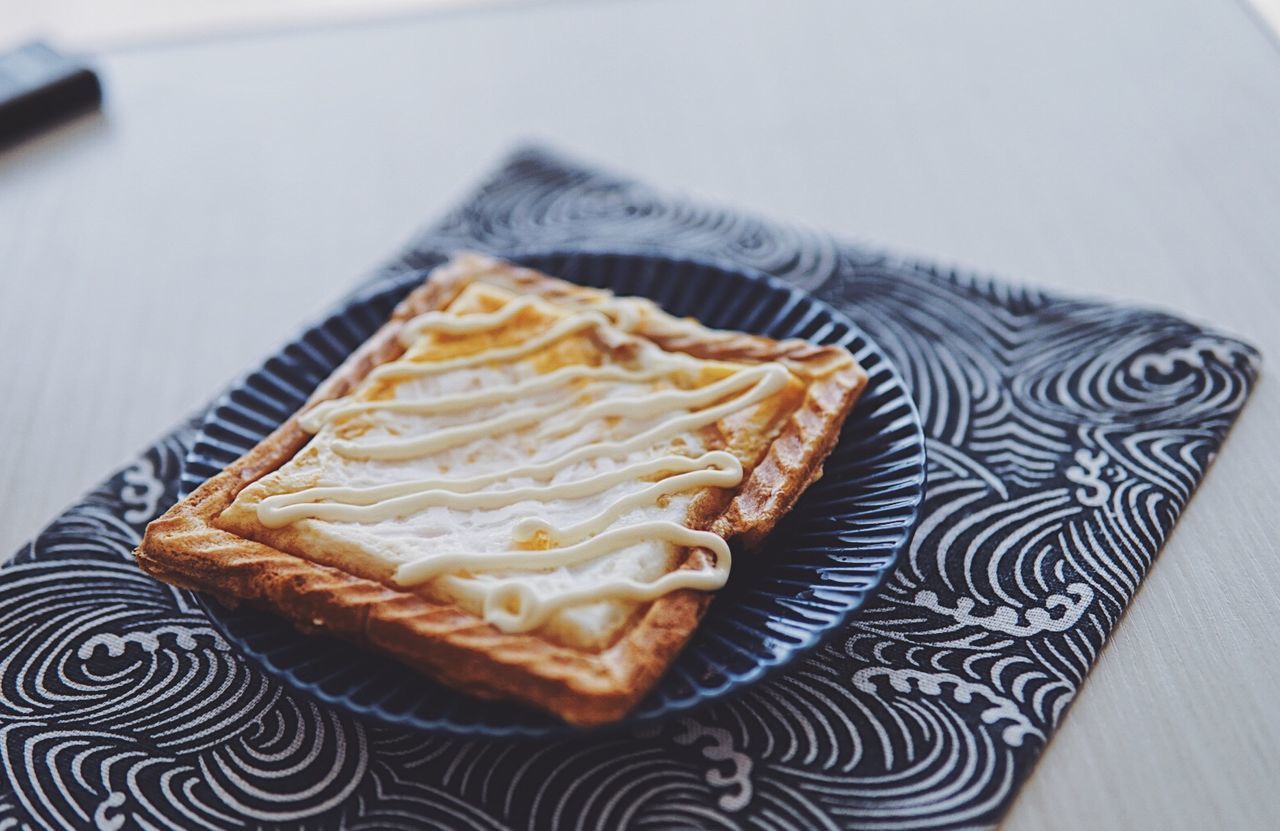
[136,255,867,726]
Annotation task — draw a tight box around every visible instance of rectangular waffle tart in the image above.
[136,254,867,725]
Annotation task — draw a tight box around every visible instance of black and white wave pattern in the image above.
[0,148,1259,830]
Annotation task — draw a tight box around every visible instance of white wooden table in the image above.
[2,1,1277,827]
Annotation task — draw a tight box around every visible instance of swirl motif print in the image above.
[0,148,1259,830]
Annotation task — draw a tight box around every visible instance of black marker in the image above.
[0,41,102,147]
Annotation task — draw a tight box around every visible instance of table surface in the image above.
[2,1,1277,828]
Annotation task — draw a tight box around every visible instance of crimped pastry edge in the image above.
[136,254,867,726]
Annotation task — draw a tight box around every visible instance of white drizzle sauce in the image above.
[256,286,792,634]
[366,310,611,384]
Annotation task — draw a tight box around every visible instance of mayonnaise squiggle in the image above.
[367,310,611,384]
[258,290,791,633]
[395,521,730,584]
[436,527,732,634]
[257,451,742,528]
[298,361,675,433]
[397,294,542,345]
[474,558,731,634]
[333,361,785,462]
[330,398,576,461]
[511,454,743,546]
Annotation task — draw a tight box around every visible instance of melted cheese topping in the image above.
[219,282,798,647]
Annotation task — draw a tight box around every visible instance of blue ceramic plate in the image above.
[182,250,926,737]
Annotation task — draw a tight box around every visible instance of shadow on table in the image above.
[0,110,109,180]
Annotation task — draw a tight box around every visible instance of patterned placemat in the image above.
[0,147,1259,830]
